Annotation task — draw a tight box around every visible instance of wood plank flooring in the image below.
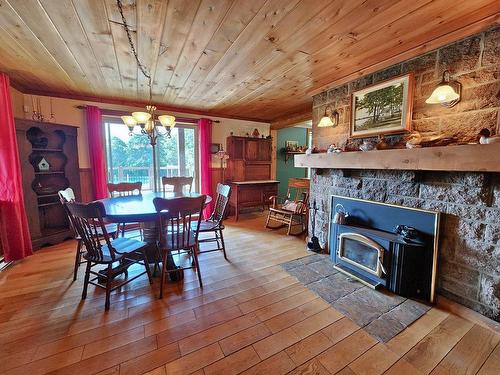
[1,213,499,375]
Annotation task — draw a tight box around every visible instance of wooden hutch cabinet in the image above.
[225,136,278,220]
[15,119,81,249]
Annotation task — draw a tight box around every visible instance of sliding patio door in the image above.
[104,118,199,191]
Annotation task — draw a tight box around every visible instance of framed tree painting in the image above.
[350,73,414,138]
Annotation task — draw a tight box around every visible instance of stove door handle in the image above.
[378,256,387,275]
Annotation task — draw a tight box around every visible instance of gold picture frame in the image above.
[350,73,414,138]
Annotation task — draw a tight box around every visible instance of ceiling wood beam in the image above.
[22,88,269,123]
[270,110,311,130]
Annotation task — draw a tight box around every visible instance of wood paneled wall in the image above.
[79,168,93,202]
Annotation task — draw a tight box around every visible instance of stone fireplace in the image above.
[306,26,500,321]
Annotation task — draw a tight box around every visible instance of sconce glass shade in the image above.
[158,114,176,128]
[132,111,152,124]
[425,84,460,104]
[425,70,461,108]
[318,106,339,127]
[318,115,334,127]
[121,115,137,130]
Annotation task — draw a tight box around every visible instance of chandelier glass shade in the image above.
[121,115,137,131]
[131,111,151,124]
[158,114,176,128]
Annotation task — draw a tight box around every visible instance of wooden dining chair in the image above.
[153,195,206,299]
[58,187,118,281]
[198,183,231,259]
[161,176,193,194]
[65,200,152,310]
[107,182,142,237]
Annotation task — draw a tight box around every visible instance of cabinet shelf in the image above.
[32,148,63,152]
[37,193,59,198]
[38,202,60,208]
[34,171,65,175]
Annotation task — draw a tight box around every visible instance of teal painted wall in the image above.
[276,127,307,196]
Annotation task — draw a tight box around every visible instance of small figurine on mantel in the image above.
[376,135,390,150]
[404,131,457,148]
[359,139,376,151]
[479,129,500,144]
[327,144,342,154]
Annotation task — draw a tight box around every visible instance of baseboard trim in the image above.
[436,294,499,334]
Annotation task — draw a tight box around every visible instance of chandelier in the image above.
[121,106,175,143]
[116,0,176,191]
[117,0,176,145]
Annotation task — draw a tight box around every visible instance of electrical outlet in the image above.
[23,105,30,113]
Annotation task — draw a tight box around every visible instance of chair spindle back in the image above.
[209,183,231,224]
[161,176,193,194]
[107,182,142,197]
[65,201,116,262]
[153,195,206,250]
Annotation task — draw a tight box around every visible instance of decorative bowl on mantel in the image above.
[359,140,376,151]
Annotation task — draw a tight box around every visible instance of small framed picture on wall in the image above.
[350,73,414,138]
[210,143,221,154]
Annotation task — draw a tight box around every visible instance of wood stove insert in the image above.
[330,196,440,303]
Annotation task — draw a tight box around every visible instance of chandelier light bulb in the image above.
[132,111,152,124]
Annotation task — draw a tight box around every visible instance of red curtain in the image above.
[0,73,33,261]
[86,106,108,199]
[198,118,213,217]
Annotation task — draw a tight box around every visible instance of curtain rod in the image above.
[75,106,220,123]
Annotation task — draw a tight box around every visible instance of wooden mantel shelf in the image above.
[294,143,500,172]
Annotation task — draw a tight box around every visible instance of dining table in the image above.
[99,191,212,282]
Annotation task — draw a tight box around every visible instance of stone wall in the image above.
[312,26,499,149]
[309,26,500,321]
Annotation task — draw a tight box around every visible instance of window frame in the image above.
[103,116,200,192]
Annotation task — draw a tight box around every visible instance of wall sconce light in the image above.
[318,106,340,127]
[425,70,461,108]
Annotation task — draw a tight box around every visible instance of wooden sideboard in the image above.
[225,136,276,220]
[229,180,279,221]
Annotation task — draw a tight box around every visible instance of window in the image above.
[104,118,199,191]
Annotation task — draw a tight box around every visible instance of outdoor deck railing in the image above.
[108,166,193,190]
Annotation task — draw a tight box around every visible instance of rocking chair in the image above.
[265,178,310,235]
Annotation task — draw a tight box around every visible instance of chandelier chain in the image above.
[116,0,152,98]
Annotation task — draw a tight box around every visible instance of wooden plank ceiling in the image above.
[0,0,498,122]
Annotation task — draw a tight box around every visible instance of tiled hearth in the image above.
[281,254,430,342]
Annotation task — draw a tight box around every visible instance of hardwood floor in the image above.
[1,213,499,375]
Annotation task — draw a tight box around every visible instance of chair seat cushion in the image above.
[198,220,222,232]
[83,237,147,263]
[104,223,119,234]
[162,230,197,250]
[269,207,296,215]
[282,200,299,212]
